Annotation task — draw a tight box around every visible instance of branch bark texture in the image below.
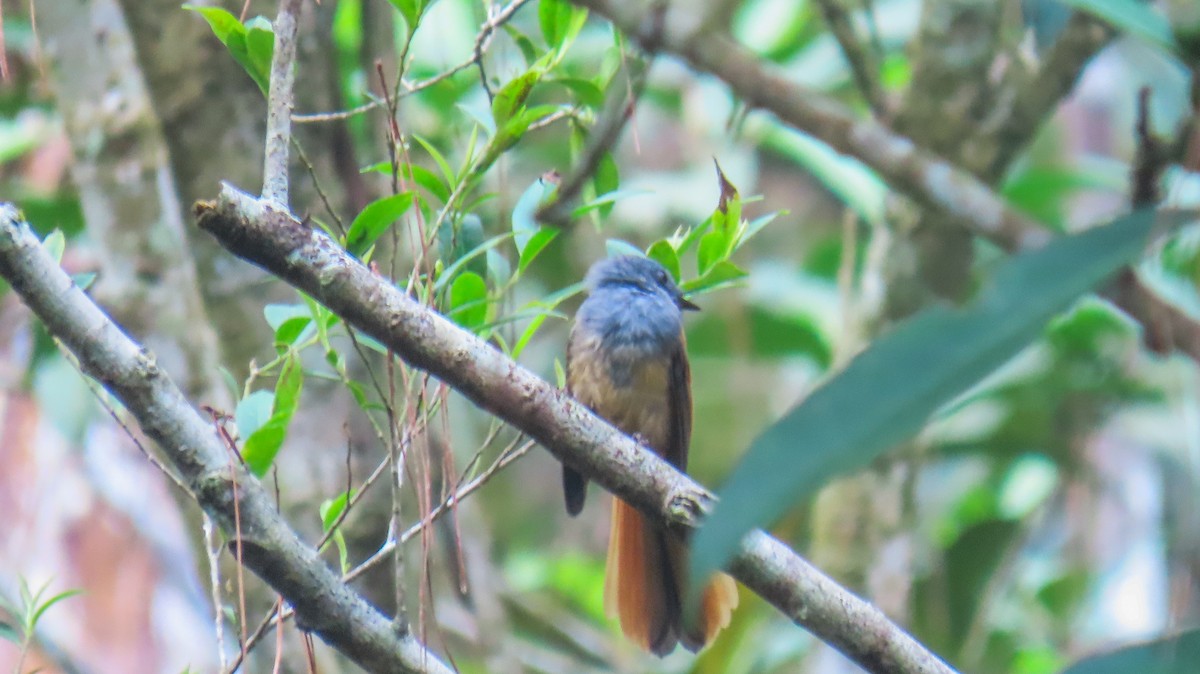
[195,185,958,674]
[0,204,452,674]
[263,0,303,206]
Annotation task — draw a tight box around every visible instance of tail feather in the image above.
[563,465,587,516]
[689,572,739,649]
[606,497,738,656]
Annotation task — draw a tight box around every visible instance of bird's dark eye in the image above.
[655,269,669,285]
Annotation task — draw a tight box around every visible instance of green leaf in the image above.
[320,490,357,532]
[234,390,274,438]
[679,259,747,295]
[185,6,271,94]
[511,175,556,253]
[538,0,587,58]
[434,233,513,292]
[360,162,452,204]
[386,0,425,36]
[184,5,242,45]
[29,589,83,628]
[592,152,619,218]
[554,358,567,388]
[244,16,275,88]
[242,351,304,476]
[1059,0,1177,53]
[42,230,65,264]
[412,135,456,188]
[511,282,585,359]
[264,303,309,330]
[676,214,714,255]
[333,530,350,573]
[504,25,542,66]
[439,214,488,281]
[272,352,303,424]
[646,240,681,281]
[696,230,728,276]
[241,420,287,478]
[0,620,19,644]
[403,164,451,203]
[539,0,571,47]
[690,208,1196,586]
[519,228,559,272]
[1060,628,1200,674]
[511,177,560,272]
[492,70,542,128]
[274,316,314,346]
[1002,164,1124,231]
[345,193,415,256]
[550,77,604,108]
[448,271,488,332]
[489,105,563,166]
[740,210,787,247]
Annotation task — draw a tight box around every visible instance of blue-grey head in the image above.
[585,254,699,312]
[575,255,699,357]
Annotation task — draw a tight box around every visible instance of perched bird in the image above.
[563,255,738,656]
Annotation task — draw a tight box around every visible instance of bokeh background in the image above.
[2,0,1199,672]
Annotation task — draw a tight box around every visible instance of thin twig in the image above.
[271,597,284,673]
[292,138,346,235]
[473,0,535,103]
[225,427,420,671]
[262,0,303,205]
[537,57,650,226]
[292,0,533,124]
[347,438,535,585]
[814,0,886,115]
[224,436,536,663]
[71,359,193,495]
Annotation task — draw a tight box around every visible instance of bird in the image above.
[562,254,739,656]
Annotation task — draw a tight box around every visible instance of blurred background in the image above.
[1,0,1199,672]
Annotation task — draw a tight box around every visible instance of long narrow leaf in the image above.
[1060,629,1200,674]
[690,209,1195,585]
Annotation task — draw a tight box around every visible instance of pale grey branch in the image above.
[0,204,452,674]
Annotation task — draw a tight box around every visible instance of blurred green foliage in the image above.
[7,0,1198,672]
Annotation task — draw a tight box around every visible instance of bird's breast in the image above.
[569,333,673,452]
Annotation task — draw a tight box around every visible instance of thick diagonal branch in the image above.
[0,204,452,674]
[195,185,958,674]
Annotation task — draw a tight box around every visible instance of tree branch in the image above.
[0,204,452,674]
[263,0,303,206]
[194,185,958,674]
[812,0,886,116]
[568,0,1049,252]
[975,10,1115,182]
[568,0,1200,363]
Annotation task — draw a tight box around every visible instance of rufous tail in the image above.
[604,497,739,656]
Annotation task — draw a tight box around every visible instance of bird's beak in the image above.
[678,295,701,311]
